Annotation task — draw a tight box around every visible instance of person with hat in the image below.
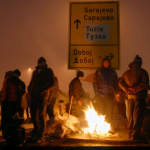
[1,69,26,136]
[119,55,149,140]
[69,71,90,118]
[27,57,54,143]
[93,57,120,125]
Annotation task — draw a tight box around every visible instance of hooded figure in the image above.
[119,55,149,140]
[93,57,119,124]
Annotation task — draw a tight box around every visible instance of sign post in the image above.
[68,1,120,70]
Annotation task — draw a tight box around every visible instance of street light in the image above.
[28,68,31,83]
[27,68,32,119]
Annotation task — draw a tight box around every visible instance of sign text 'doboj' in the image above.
[74,49,92,56]
[73,49,94,65]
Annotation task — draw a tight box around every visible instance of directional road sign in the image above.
[68,1,120,69]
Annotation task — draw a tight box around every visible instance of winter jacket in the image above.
[27,65,54,101]
[1,75,26,102]
[93,59,119,99]
[119,63,149,99]
[69,77,85,101]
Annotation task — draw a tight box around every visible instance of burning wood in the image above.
[46,101,119,139]
[81,103,118,138]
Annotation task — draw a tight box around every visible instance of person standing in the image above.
[93,57,120,125]
[69,71,90,118]
[119,55,149,140]
[1,69,25,135]
[27,57,54,143]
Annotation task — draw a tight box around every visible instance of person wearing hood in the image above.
[27,57,54,143]
[93,57,119,125]
[119,55,149,140]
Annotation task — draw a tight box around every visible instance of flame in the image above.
[82,103,111,137]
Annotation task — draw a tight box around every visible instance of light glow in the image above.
[82,103,111,137]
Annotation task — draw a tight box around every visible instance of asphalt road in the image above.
[0,121,150,148]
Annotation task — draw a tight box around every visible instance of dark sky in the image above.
[0,0,150,97]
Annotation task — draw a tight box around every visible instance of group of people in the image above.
[0,54,149,144]
[92,55,149,141]
[0,57,58,144]
[69,54,150,141]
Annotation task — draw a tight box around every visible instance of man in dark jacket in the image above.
[28,57,54,143]
[69,71,90,118]
[93,57,119,125]
[119,55,149,140]
[1,69,25,135]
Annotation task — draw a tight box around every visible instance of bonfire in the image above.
[81,103,116,137]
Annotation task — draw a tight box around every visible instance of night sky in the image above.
[0,0,150,97]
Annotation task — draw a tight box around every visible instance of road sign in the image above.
[68,1,120,69]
